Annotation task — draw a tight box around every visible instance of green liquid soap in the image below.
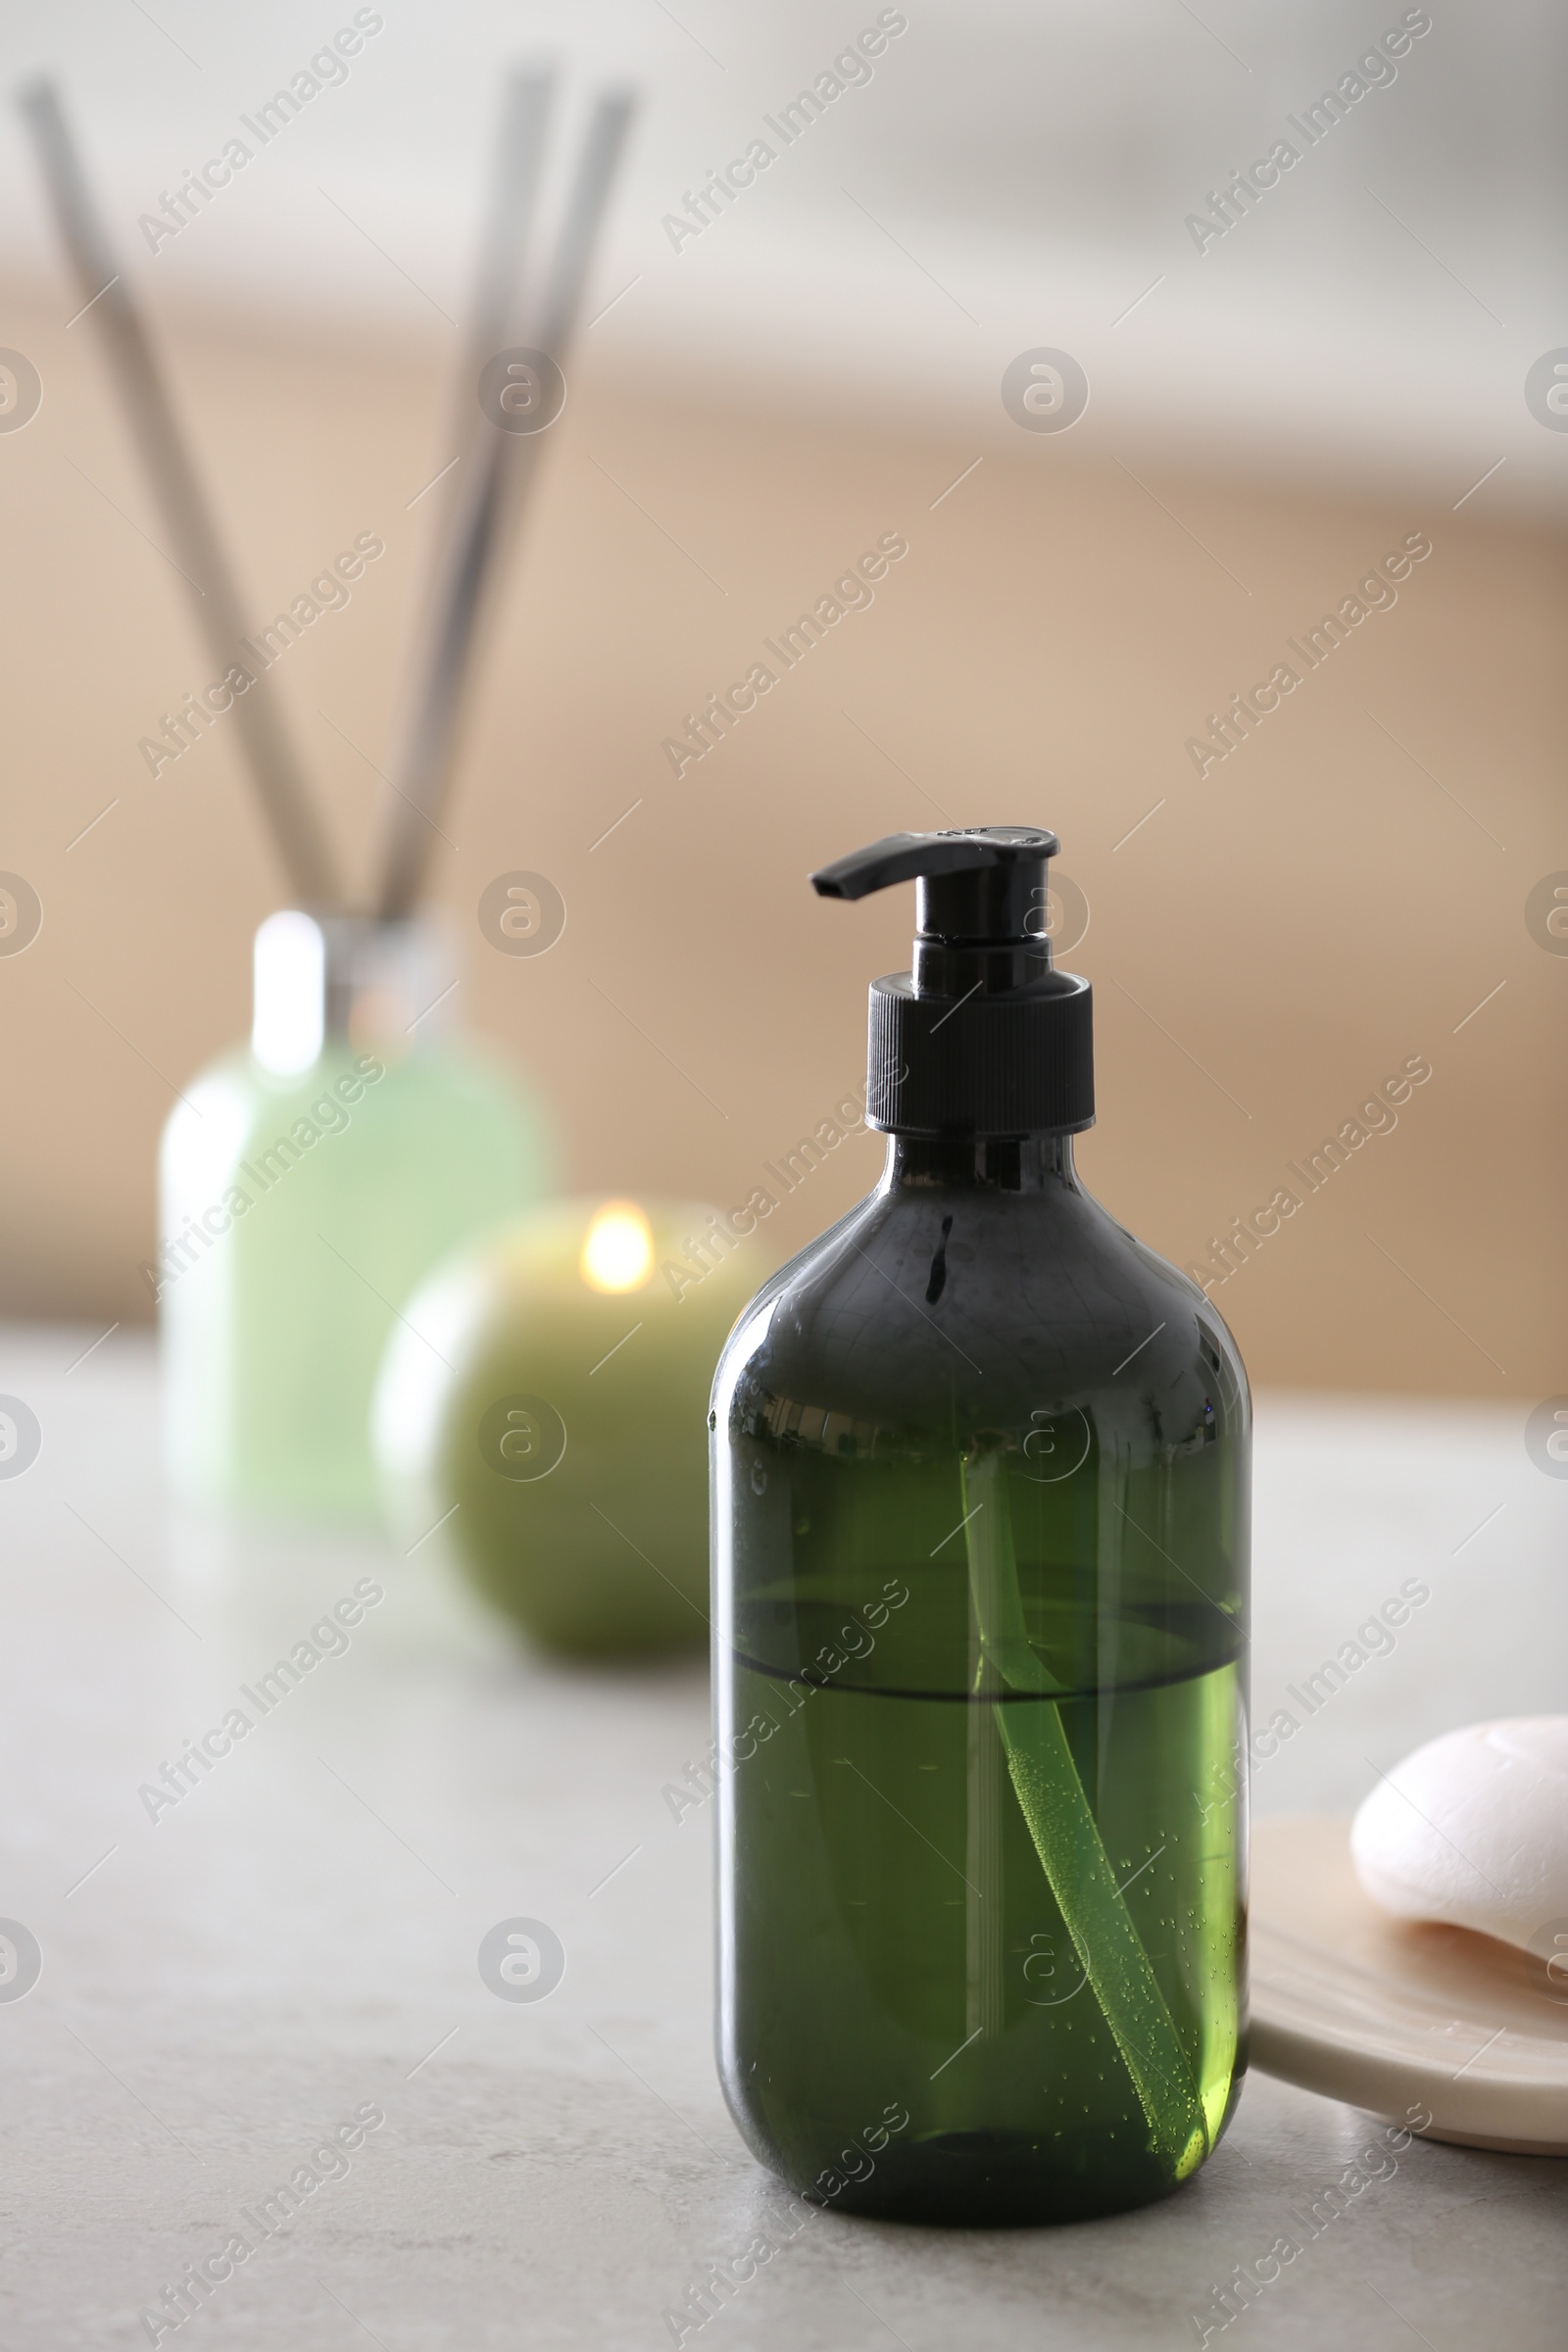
[711,829,1250,2225]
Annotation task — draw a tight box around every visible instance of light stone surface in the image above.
[1,1328,1563,2349]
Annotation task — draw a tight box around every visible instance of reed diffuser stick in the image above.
[445,67,556,493]
[381,68,554,907]
[19,80,341,911]
[373,69,554,916]
[375,86,636,921]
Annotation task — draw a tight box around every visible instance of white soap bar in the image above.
[1350,1717,1568,1954]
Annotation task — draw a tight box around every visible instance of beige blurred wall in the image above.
[0,291,1560,1396]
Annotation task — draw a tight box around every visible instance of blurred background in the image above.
[0,0,1562,1396]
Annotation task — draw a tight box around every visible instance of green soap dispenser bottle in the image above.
[711,827,1250,2225]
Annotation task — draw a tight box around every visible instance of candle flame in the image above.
[579,1201,655,1294]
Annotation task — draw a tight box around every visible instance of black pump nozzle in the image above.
[811,826,1094,1140]
[813,826,1062,999]
[812,825,1058,937]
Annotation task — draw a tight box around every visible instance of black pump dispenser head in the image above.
[811,827,1094,1138]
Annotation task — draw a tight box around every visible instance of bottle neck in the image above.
[880,1132,1080,1194]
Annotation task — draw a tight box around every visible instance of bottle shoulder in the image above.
[714,1174,1249,1440]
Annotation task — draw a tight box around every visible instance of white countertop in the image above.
[3,1327,1563,2348]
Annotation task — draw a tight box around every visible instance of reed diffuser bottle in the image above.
[711,828,1249,2225]
[23,70,628,1528]
[159,909,552,1522]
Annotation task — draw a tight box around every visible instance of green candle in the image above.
[374,1197,761,1654]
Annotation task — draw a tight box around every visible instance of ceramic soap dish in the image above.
[1250,1816,1568,2155]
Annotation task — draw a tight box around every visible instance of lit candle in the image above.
[373,1198,763,1653]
